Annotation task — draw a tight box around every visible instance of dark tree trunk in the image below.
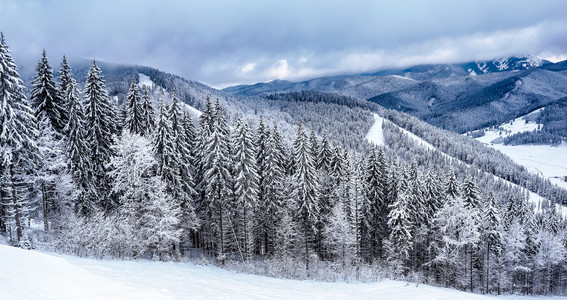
[10,164,22,245]
[42,183,49,232]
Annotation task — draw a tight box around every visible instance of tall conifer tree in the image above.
[83,60,116,211]
[0,33,41,246]
[30,50,67,134]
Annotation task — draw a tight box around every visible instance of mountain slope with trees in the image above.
[2,33,567,296]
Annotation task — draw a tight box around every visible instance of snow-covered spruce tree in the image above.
[63,78,94,216]
[314,132,334,259]
[30,50,68,135]
[481,192,502,294]
[329,139,347,185]
[365,144,387,260]
[292,122,320,273]
[257,123,286,256]
[202,99,232,261]
[501,217,528,294]
[110,131,181,259]
[423,168,443,224]
[168,90,198,252]
[348,155,369,274]
[83,60,116,211]
[316,132,333,172]
[445,170,460,199]
[182,111,197,159]
[36,115,75,233]
[126,77,144,135]
[432,186,480,290]
[179,111,199,251]
[140,176,182,261]
[116,101,128,134]
[461,176,482,292]
[153,99,181,198]
[254,115,269,254]
[271,122,288,173]
[533,211,565,295]
[502,195,516,231]
[0,33,41,246]
[58,55,73,106]
[385,158,400,210]
[231,117,259,261]
[193,96,213,252]
[308,129,319,159]
[325,191,356,275]
[423,167,444,281]
[407,174,429,274]
[140,88,154,136]
[385,186,413,277]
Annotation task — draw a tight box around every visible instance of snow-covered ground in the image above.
[366,113,385,146]
[489,143,567,190]
[137,72,202,119]
[0,245,561,300]
[184,102,202,118]
[475,108,543,144]
[473,108,567,191]
[389,75,417,82]
[138,73,154,89]
[366,113,434,150]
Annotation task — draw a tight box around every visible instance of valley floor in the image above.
[1,243,565,299]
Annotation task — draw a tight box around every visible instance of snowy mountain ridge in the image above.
[223,56,565,134]
[466,55,547,75]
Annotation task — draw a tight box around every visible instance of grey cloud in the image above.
[1,0,566,88]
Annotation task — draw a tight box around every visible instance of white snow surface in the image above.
[473,108,567,191]
[184,103,203,118]
[489,143,567,183]
[366,113,385,146]
[389,75,417,82]
[138,73,154,89]
[366,113,434,150]
[495,58,509,71]
[137,72,202,119]
[0,245,559,300]
[476,108,543,144]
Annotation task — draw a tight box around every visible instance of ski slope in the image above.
[0,244,558,300]
[365,113,562,214]
[137,72,202,120]
[366,113,434,150]
[366,114,385,146]
[138,73,154,89]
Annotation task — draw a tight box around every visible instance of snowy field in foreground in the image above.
[0,244,564,300]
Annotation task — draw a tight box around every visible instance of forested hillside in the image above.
[225,57,567,135]
[1,33,567,296]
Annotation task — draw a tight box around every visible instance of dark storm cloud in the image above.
[1,0,567,88]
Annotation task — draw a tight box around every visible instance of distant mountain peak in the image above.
[465,55,549,76]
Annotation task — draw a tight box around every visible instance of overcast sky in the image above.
[1,0,567,88]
